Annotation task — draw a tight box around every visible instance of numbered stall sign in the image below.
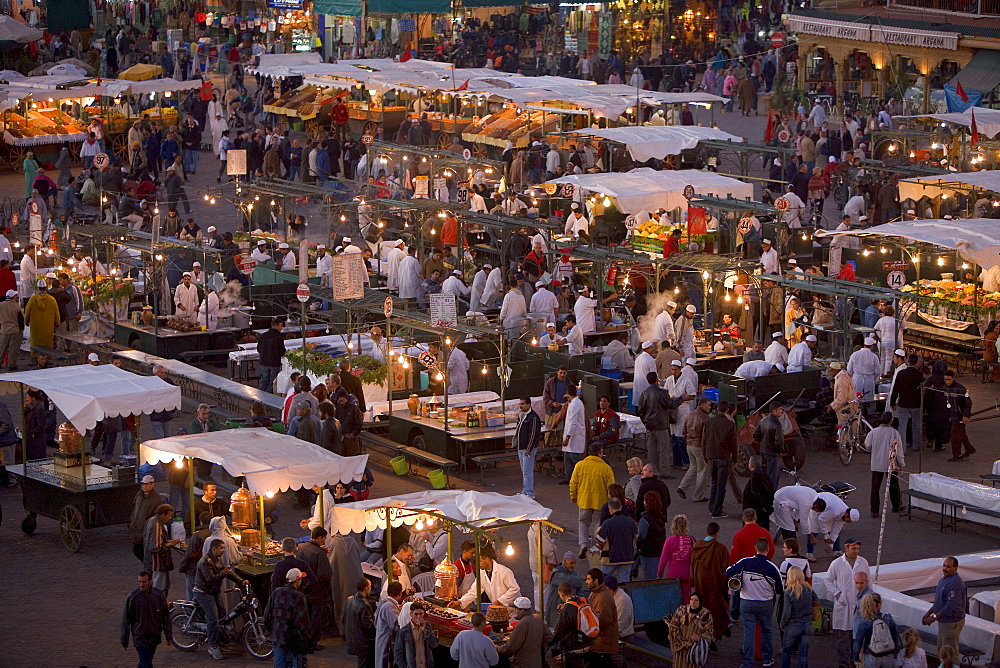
[93,153,110,170]
[384,296,393,318]
[886,271,907,289]
[561,184,574,198]
[737,217,753,234]
[625,215,638,231]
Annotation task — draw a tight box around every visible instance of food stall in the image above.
[3,364,181,551]
[330,490,562,639]
[139,428,370,596]
[556,124,742,172]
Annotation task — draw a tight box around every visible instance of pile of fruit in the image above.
[165,317,201,332]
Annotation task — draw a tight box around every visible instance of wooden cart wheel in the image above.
[69,141,83,166]
[59,505,84,552]
[9,149,26,173]
[363,121,379,137]
[304,119,320,141]
[437,132,451,149]
[472,144,487,159]
[111,133,129,161]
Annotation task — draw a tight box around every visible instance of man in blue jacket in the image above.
[726,537,783,668]
[513,396,542,499]
[922,556,967,655]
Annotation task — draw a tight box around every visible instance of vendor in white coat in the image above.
[564,202,589,238]
[674,304,697,360]
[664,360,696,444]
[564,314,585,355]
[631,340,658,410]
[441,269,471,307]
[397,247,422,300]
[654,301,677,346]
[529,280,559,324]
[19,248,36,301]
[873,305,901,376]
[197,287,221,329]
[499,280,528,338]
[574,286,598,334]
[772,484,819,551]
[760,238,781,275]
[173,272,200,322]
[299,484,336,535]
[481,265,504,309]
[561,384,588,478]
[786,334,817,372]
[277,243,297,271]
[385,240,406,291]
[824,539,870,666]
[765,332,789,365]
[315,245,333,288]
[847,337,881,400]
[470,263,491,312]
[809,491,859,552]
[250,240,272,264]
[452,548,521,610]
[446,344,470,394]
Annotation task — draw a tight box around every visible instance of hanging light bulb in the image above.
[347,341,354,349]
[505,541,514,556]
[880,247,888,254]
[174,458,184,469]
[254,195,260,201]
[265,490,275,499]
[937,256,945,266]
[602,196,611,207]
[153,206,159,214]
[402,360,409,369]
[209,197,216,205]
[724,292,731,302]
[435,371,444,381]
[203,193,209,201]
[415,517,425,530]
[270,200,276,206]
[962,262,969,269]
[674,287,680,294]
[482,366,489,375]
[702,270,710,280]
[531,337,538,345]
[398,354,405,364]
[737,295,744,304]
[862,249,871,257]
[444,337,451,345]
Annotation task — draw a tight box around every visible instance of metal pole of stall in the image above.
[536,521,544,621]
[385,510,393,582]
[19,384,25,466]
[258,494,267,567]
[474,534,482,611]
[386,319,393,412]
[188,457,197,535]
[300,298,307,378]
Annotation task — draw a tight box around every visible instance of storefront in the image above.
[787,11,980,114]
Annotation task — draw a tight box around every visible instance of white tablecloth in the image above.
[370,391,501,417]
[972,591,1000,623]
[909,472,1000,529]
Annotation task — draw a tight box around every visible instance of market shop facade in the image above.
[787,11,992,114]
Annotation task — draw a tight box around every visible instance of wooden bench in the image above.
[359,431,408,459]
[468,447,559,486]
[178,349,234,365]
[30,345,74,362]
[904,342,976,376]
[399,445,459,488]
[896,625,983,666]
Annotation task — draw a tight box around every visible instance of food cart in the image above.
[139,428,370,596]
[3,364,181,551]
[330,490,562,640]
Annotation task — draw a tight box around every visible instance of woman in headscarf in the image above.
[785,296,806,346]
[23,151,38,198]
[208,516,241,567]
[667,591,714,668]
[55,144,72,186]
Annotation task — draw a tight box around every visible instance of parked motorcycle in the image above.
[168,584,272,659]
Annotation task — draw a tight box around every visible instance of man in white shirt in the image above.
[173,272,200,322]
[606,577,635,639]
[278,242,296,271]
[529,280,559,324]
[654,301,677,346]
[564,314,585,355]
[760,238,780,275]
[603,331,634,371]
[190,262,205,286]
[765,332,789,365]
[470,263,491,311]
[807,100,826,131]
[574,286,598,334]
[385,240,407,292]
[564,203,589,238]
[847,336,881,400]
[674,304,697,360]
[786,334,817,373]
[453,549,521,610]
[809,492,859,554]
[561,383,587,478]
[441,269,471,309]
[315,245,333,288]
[773,484,819,558]
[539,322,565,348]
[825,539,869,667]
[446,344,470,394]
[502,192,527,216]
[782,190,806,229]
[631,341,657,410]
[545,143,561,177]
[499,280,528,338]
[468,189,487,213]
[481,265,504,309]
[735,360,784,379]
[250,240,272,264]
[397,248,422,300]
[664,360,696,466]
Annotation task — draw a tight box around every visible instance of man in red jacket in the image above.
[731,507,774,564]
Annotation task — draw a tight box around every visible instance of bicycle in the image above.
[836,396,875,466]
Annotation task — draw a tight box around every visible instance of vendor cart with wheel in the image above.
[0,364,181,552]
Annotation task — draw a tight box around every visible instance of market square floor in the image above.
[0,88,991,666]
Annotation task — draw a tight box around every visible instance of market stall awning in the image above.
[105,77,202,96]
[118,64,163,81]
[816,218,1000,270]
[0,15,42,43]
[140,429,369,496]
[900,107,1000,140]
[898,170,1000,201]
[562,125,742,162]
[330,490,552,533]
[314,0,362,15]
[544,167,752,214]
[0,365,181,432]
[950,49,1000,96]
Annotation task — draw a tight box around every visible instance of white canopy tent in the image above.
[898,170,1000,202]
[139,428,369,496]
[900,107,1000,140]
[545,167,753,214]
[0,364,181,432]
[330,489,551,533]
[562,125,742,162]
[816,218,1000,271]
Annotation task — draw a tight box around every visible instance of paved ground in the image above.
[0,93,987,667]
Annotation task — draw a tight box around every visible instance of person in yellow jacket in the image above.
[569,442,616,559]
[24,278,60,357]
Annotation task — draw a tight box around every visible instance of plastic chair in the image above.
[411,571,436,593]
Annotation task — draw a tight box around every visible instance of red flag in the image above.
[455,79,469,91]
[400,42,412,62]
[972,107,980,145]
[956,80,969,103]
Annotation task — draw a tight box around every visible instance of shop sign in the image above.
[268,0,303,9]
[296,283,310,302]
[414,175,429,199]
[543,183,559,195]
[239,258,257,275]
[93,153,109,170]
[882,260,909,271]
[561,184,574,198]
[870,26,958,50]
[625,215,638,230]
[384,296,393,318]
[429,293,458,328]
[787,16,870,42]
[683,184,695,200]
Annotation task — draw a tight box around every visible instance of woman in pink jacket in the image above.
[658,513,696,600]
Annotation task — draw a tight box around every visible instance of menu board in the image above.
[429,293,458,328]
[331,253,367,300]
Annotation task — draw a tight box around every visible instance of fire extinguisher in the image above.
[50,229,57,253]
[606,262,617,287]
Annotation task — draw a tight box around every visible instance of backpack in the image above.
[867,614,895,657]
[564,597,600,639]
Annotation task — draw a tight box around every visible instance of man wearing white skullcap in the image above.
[787,334,817,373]
[674,304,697,360]
[564,202,589,239]
[654,300,677,346]
[847,336,881,400]
[760,238,780,275]
[529,279,559,325]
[765,331,789,366]
[0,288,22,370]
[315,245,333,288]
[631,340,658,410]
[441,269,471,309]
